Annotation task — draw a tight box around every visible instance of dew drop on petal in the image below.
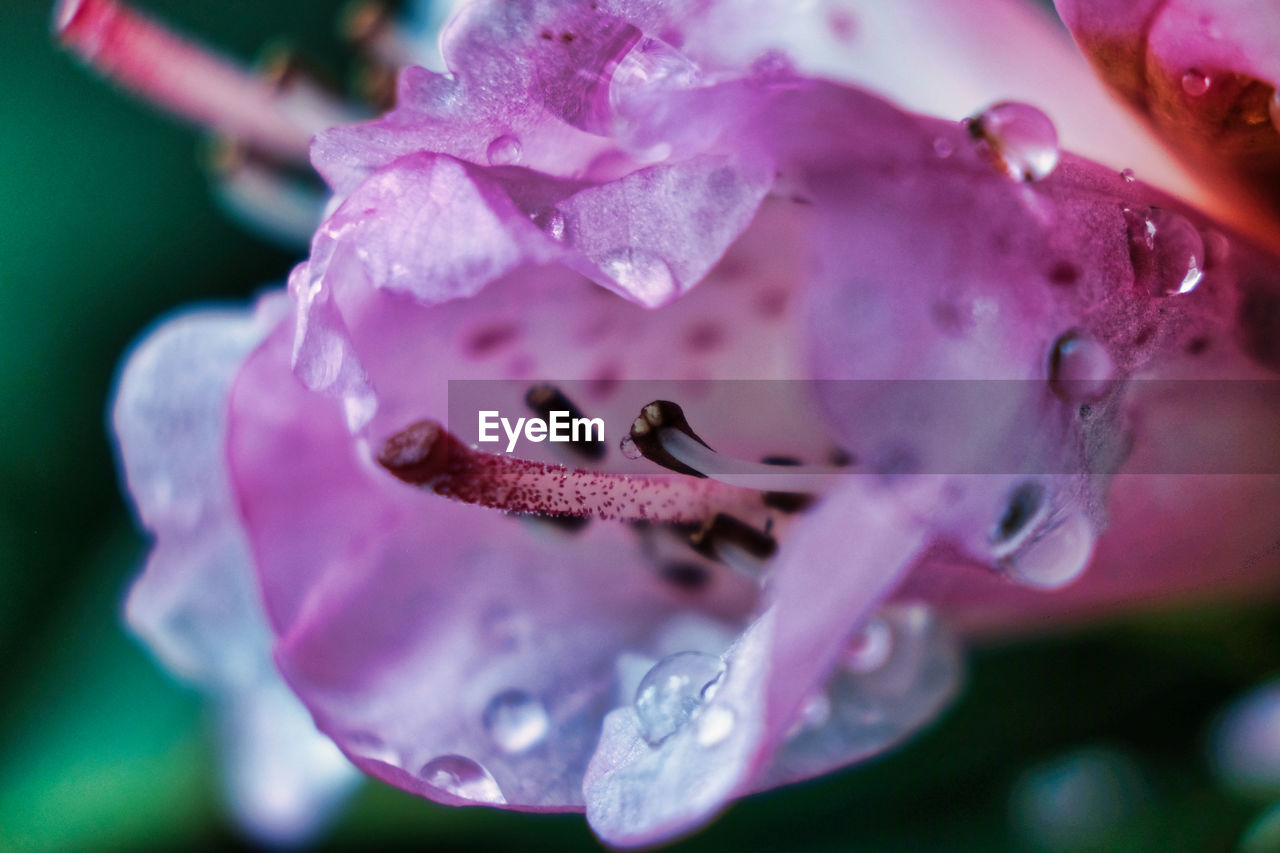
[1181,70,1211,97]
[1124,206,1206,296]
[933,137,954,158]
[694,705,736,747]
[532,206,566,241]
[634,651,726,746]
[843,617,893,674]
[1048,332,1113,402]
[482,690,550,754]
[600,248,677,306]
[610,36,699,106]
[486,134,522,166]
[619,434,642,460]
[1270,91,1280,135]
[1120,168,1136,183]
[1005,511,1095,589]
[967,102,1060,181]
[419,755,507,804]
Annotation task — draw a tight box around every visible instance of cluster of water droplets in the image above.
[966,102,1061,182]
[1123,205,1205,296]
[633,650,729,746]
[775,604,960,779]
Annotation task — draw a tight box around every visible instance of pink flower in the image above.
[65,0,1280,846]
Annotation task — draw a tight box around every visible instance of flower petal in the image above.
[1054,0,1280,243]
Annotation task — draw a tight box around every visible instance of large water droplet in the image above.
[967,102,1060,181]
[1125,206,1205,296]
[1181,70,1211,96]
[1048,332,1113,402]
[599,248,677,306]
[482,690,549,754]
[486,134,522,166]
[610,37,699,107]
[1005,511,1094,589]
[1120,167,1136,183]
[634,651,726,746]
[1270,91,1280,135]
[419,755,506,804]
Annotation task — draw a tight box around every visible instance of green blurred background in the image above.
[1,1,1279,850]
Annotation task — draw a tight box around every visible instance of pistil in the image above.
[378,420,764,524]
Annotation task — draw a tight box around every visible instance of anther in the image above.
[206,138,326,246]
[758,456,816,513]
[630,400,852,493]
[525,385,606,461]
[377,419,761,524]
[658,561,713,592]
[627,400,713,478]
[689,513,777,576]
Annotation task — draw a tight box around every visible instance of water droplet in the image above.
[634,651,726,746]
[1049,332,1113,402]
[1124,206,1205,296]
[1120,167,1136,183]
[419,755,506,804]
[933,137,954,158]
[482,690,549,754]
[1005,511,1094,589]
[967,102,1060,181]
[599,248,677,306]
[619,434,643,460]
[1270,91,1280,134]
[694,705,736,747]
[486,134,522,166]
[1181,70,1211,96]
[844,617,893,674]
[532,206,566,241]
[611,37,698,107]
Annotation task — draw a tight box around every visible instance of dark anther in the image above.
[628,400,713,478]
[659,561,712,592]
[758,456,815,513]
[690,513,778,562]
[994,481,1045,544]
[525,384,606,461]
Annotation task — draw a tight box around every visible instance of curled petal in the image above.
[1054,0,1280,243]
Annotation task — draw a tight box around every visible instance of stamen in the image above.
[688,514,776,577]
[377,420,762,524]
[758,456,816,513]
[207,139,326,246]
[342,1,421,70]
[525,385,606,461]
[55,0,340,160]
[629,401,851,492]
